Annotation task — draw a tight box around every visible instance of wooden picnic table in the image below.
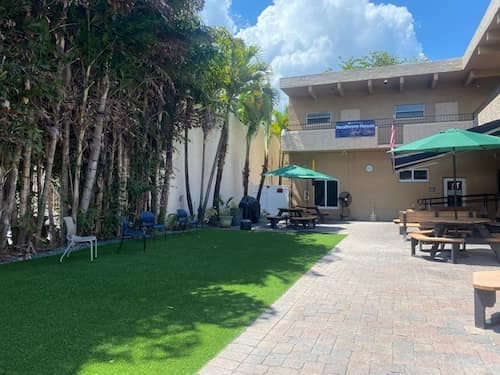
[419,217,500,262]
[267,208,317,229]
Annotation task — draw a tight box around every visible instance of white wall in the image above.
[168,115,278,215]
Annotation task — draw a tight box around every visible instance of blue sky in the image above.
[201,0,492,105]
[230,0,490,61]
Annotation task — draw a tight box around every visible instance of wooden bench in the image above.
[267,215,285,229]
[473,271,500,328]
[408,231,465,263]
[398,210,435,236]
[289,216,317,229]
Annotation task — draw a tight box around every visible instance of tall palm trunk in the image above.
[197,123,209,221]
[36,126,60,244]
[152,159,161,217]
[117,131,128,217]
[47,182,56,246]
[105,123,117,211]
[0,145,22,253]
[184,125,194,215]
[212,111,230,210]
[55,5,71,218]
[60,119,71,216]
[159,125,174,222]
[242,135,251,196]
[257,121,272,203]
[17,135,33,247]
[80,73,110,213]
[71,66,92,221]
[202,125,225,215]
[256,153,269,202]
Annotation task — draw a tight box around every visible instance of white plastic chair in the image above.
[59,216,98,263]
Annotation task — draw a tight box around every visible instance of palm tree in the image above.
[238,83,274,197]
[271,107,289,185]
[211,30,269,210]
[255,103,287,202]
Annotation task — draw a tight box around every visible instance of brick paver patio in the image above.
[200,221,500,374]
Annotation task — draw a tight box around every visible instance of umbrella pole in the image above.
[453,150,458,220]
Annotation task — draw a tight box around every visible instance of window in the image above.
[394,104,424,119]
[306,112,331,125]
[313,180,338,208]
[399,168,428,182]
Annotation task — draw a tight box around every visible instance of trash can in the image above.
[240,219,252,230]
[239,196,260,224]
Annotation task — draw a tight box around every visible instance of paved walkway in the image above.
[200,221,500,375]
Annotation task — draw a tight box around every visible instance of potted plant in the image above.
[203,208,218,226]
[218,197,234,228]
[230,200,241,226]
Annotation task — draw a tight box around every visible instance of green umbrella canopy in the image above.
[264,164,335,180]
[391,128,500,154]
[390,128,500,220]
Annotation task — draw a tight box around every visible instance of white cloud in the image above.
[201,0,424,107]
[200,0,237,34]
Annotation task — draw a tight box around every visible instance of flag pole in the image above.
[390,118,396,172]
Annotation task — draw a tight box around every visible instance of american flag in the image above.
[389,120,396,150]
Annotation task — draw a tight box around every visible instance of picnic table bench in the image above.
[267,207,305,229]
[473,271,500,328]
[289,215,317,229]
[267,215,284,229]
[297,206,329,223]
[409,230,465,263]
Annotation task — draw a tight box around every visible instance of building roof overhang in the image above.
[280,59,465,97]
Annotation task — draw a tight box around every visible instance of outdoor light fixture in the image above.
[365,164,374,173]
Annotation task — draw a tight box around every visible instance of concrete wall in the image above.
[288,83,497,127]
[288,149,500,221]
[478,91,500,125]
[168,115,280,215]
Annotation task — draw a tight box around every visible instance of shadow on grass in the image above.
[0,230,344,374]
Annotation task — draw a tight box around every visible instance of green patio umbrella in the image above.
[264,164,335,208]
[264,164,335,180]
[391,128,500,219]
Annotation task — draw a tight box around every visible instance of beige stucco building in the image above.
[280,0,500,220]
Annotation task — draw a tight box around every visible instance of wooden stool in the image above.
[473,271,500,328]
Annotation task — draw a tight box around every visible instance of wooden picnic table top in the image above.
[419,217,492,225]
[278,207,304,212]
[473,271,500,291]
[297,205,320,211]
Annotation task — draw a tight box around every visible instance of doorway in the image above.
[443,178,466,207]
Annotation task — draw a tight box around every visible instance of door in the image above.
[443,178,466,207]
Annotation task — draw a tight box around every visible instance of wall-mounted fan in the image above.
[338,192,352,219]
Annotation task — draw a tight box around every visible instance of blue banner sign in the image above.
[335,120,376,138]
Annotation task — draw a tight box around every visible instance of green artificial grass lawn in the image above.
[0,230,344,375]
